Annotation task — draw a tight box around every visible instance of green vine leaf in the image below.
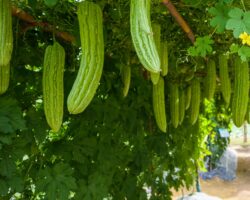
[0,153,16,178]
[230,43,239,53]
[44,0,58,7]
[0,98,26,133]
[238,46,250,61]
[36,163,77,200]
[230,44,250,61]
[209,3,230,33]
[188,36,214,57]
[226,8,250,37]
[0,179,8,196]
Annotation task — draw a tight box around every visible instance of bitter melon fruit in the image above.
[232,56,249,127]
[150,23,161,84]
[179,88,185,125]
[67,1,104,114]
[0,63,10,95]
[160,41,168,76]
[190,79,200,125]
[204,59,216,100]
[130,0,161,73]
[153,76,167,132]
[43,42,65,132]
[185,85,191,110]
[170,83,179,128]
[219,54,231,107]
[0,0,13,66]
[121,65,131,98]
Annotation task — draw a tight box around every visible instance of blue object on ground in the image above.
[218,128,230,138]
[200,148,237,181]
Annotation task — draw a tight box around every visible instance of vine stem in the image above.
[11,6,76,43]
[162,0,195,44]
[241,0,246,11]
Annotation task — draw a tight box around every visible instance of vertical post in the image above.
[195,162,201,192]
[244,121,248,143]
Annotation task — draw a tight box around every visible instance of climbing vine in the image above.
[0,0,246,199]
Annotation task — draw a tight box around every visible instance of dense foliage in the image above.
[0,0,246,199]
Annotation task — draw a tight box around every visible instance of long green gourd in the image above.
[219,54,231,107]
[245,0,250,9]
[0,0,13,66]
[232,56,249,127]
[179,88,185,125]
[121,65,131,98]
[130,0,161,73]
[190,79,200,125]
[150,23,161,84]
[153,76,167,132]
[160,41,168,76]
[170,83,179,128]
[43,42,65,132]
[67,1,104,114]
[204,59,216,100]
[0,63,10,95]
[185,85,191,110]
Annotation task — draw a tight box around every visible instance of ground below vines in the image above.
[173,145,250,200]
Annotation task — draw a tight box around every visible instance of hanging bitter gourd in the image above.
[219,54,231,107]
[170,83,179,128]
[121,65,131,98]
[179,88,185,125]
[160,41,168,76]
[67,1,104,114]
[190,79,200,125]
[130,0,161,73]
[43,42,65,132]
[150,23,161,84]
[185,85,191,110]
[232,56,249,127]
[0,0,13,66]
[245,0,250,9]
[153,76,167,132]
[0,63,10,95]
[204,59,216,100]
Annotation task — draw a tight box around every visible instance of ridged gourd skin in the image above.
[190,79,200,125]
[170,83,179,128]
[245,0,250,9]
[204,59,216,100]
[67,2,104,114]
[0,63,10,95]
[185,85,191,110]
[121,65,131,98]
[0,0,13,66]
[219,54,231,107]
[130,0,161,73]
[160,41,168,76]
[179,88,185,125]
[232,57,249,127]
[153,76,167,132]
[150,23,161,84]
[43,42,65,132]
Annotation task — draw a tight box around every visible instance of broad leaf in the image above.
[226,8,250,37]
[238,46,250,61]
[209,3,230,33]
[0,154,16,178]
[0,98,26,133]
[36,163,77,200]
[0,179,8,196]
[44,0,58,7]
[188,36,214,57]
